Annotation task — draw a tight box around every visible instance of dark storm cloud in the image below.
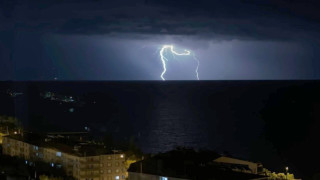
[1,0,320,40]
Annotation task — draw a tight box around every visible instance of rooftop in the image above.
[128,149,267,180]
[4,132,121,157]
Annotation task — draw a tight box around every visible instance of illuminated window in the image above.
[160,177,168,180]
[116,169,119,173]
[115,176,120,180]
[108,169,112,174]
[34,146,38,150]
[107,163,112,167]
[56,152,62,157]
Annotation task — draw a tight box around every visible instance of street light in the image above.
[285,167,289,180]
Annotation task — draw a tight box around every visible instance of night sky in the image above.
[1,0,320,80]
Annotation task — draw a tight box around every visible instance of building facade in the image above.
[2,136,126,180]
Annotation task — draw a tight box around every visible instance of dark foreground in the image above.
[1,80,320,179]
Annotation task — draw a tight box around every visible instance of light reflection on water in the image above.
[144,99,209,153]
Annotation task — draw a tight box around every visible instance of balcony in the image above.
[79,166,101,170]
[83,160,100,164]
[79,174,100,178]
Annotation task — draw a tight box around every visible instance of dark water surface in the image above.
[1,81,320,178]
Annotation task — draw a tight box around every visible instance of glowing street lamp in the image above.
[285,167,289,180]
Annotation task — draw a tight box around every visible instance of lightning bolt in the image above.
[193,53,200,81]
[159,45,199,80]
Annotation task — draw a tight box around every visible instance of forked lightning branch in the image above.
[159,45,200,81]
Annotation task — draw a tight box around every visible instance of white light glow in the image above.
[159,45,199,80]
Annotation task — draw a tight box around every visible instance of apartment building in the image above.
[2,134,126,180]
